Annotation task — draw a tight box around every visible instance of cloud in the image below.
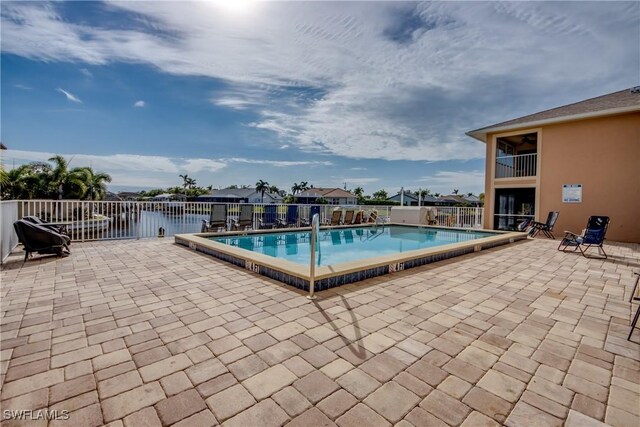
[134,100,145,108]
[223,158,332,167]
[4,149,179,173]
[79,68,92,77]
[13,84,32,90]
[182,158,226,173]
[2,150,329,187]
[279,145,289,149]
[2,2,638,162]
[56,88,82,103]
[350,167,367,171]
[337,177,380,185]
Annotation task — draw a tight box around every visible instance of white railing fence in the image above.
[430,207,484,228]
[3,200,483,245]
[495,153,537,178]
[1,201,19,263]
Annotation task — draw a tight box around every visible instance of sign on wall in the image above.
[562,184,582,203]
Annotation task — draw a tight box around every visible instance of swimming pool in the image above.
[212,226,498,266]
[175,224,526,291]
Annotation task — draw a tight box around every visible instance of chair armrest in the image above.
[563,231,580,237]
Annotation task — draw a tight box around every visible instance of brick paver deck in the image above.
[1,238,639,426]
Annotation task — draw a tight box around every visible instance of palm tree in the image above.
[48,155,88,200]
[353,186,364,203]
[452,189,459,195]
[2,164,32,199]
[179,174,190,194]
[79,167,112,200]
[299,181,310,191]
[268,184,279,193]
[256,179,269,202]
[291,182,301,199]
[372,189,388,200]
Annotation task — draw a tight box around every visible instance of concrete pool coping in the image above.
[175,223,528,290]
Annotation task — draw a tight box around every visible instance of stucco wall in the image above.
[483,112,640,243]
[538,112,640,243]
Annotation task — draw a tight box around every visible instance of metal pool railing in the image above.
[2,200,484,246]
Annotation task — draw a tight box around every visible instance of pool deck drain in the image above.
[1,238,639,426]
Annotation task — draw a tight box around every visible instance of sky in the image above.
[1,1,638,196]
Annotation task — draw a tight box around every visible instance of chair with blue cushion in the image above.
[278,205,299,228]
[557,215,609,258]
[301,206,321,226]
[259,205,278,229]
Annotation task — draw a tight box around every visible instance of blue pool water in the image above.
[211,225,498,266]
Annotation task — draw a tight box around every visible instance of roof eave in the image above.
[467,105,640,143]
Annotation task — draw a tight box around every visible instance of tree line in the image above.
[1,155,482,203]
[1,155,112,200]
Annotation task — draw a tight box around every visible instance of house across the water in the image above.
[197,188,283,204]
[296,188,357,205]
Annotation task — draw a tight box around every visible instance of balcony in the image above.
[495,153,537,178]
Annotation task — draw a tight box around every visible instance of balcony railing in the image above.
[495,153,537,178]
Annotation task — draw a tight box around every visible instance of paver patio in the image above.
[1,237,639,426]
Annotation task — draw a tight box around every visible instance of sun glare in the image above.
[210,0,255,15]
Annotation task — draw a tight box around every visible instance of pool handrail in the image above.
[307,213,320,300]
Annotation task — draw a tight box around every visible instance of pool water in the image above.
[211,225,498,266]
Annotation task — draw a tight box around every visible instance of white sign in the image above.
[562,184,582,203]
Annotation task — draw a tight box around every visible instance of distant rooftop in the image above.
[297,187,356,198]
[468,87,640,142]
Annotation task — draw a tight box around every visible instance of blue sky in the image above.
[1,1,638,195]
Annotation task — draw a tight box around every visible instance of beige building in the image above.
[468,88,640,243]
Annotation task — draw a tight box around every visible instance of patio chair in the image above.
[13,220,71,261]
[201,204,227,232]
[342,210,355,225]
[259,205,278,229]
[529,212,559,238]
[278,205,299,228]
[517,218,532,232]
[329,210,342,226]
[628,272,640,340]
[426,208,437,225]
[22,215,71,239]
[367,210,378,223]
[353,211,363,225]
[301,206,321,226]
[557,215,610,258]
[232,205,254,230]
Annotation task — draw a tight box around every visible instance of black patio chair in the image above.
[201,204,227,232]
[232,205,254,230]
[529,212,559,239]
[13,220,71,261]
[628,272,640,340]
[22,215,70,238]
[557,215,610,259]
